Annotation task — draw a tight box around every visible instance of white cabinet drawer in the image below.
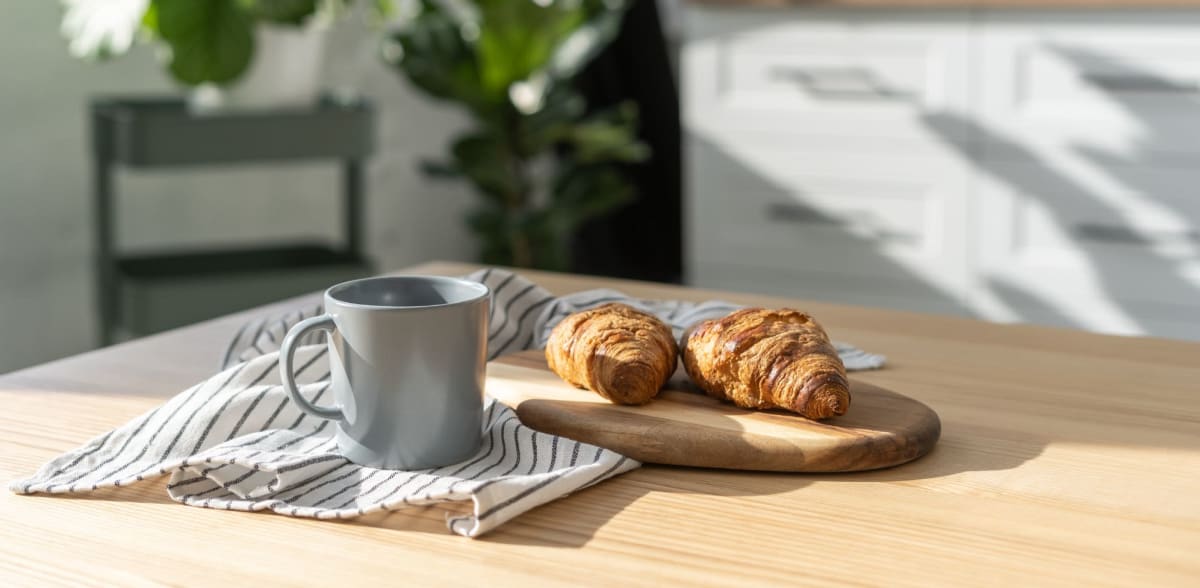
[974,159,1200,309]
[686,134,971,297]
[681,7,1200,340]
[978,11,1200,161]
[683,8,972,143]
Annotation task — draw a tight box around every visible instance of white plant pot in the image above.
[189,21,328,113]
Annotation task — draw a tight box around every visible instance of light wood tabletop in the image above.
[2,261,1198,586]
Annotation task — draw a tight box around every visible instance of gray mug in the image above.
[279,275,490,470]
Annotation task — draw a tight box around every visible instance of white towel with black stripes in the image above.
[11,269,884,537]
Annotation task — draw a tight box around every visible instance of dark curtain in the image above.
[570,0,682,284]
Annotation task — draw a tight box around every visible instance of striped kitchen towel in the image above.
[11,269,884,537]
[221,268,886,371]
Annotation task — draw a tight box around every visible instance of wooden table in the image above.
[2,262,1198,586]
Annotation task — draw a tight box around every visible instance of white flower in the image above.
[61,0,150,60]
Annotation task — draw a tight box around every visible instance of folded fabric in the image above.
[11,269,884,537]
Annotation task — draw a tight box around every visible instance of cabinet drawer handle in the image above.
[765,202,843,225]
[1080,73,1198,94]
[770,66,906,101]
[765,202,919,244]
[1075,223,1200,245]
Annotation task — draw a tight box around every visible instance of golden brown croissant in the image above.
[545,303,678,405]
[681,308,850,420]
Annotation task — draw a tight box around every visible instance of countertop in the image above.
[2,261,1198,585]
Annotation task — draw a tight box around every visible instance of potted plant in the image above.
[385,0,649,270]
[61,0,387,110]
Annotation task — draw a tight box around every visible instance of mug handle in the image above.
[279,314,344,421]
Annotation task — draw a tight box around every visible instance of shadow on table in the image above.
[452,363,1040,548]
[473,429,1035,549]
[43,482,176,506]
[468,407,1035,547]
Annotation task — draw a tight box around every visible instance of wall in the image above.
[0,4,476,372]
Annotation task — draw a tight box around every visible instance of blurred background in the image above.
[2,0,1199,373]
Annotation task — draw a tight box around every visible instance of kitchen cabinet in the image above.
[683,5,1200,339]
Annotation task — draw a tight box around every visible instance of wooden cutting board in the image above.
[487,350,940,472]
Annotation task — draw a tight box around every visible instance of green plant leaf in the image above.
[141,3,160,36]
[520,86,586,152]
[548,0,628,80]
[155,0,255,85]
[568,121,649,164]
[564,101,650,164]
[372,0,396,19]
[450,132,524,205]
[475,0,586,97]
[239,0,318,25]
[550,165,634,228]
[387,0,491,114]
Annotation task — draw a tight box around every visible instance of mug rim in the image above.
[324,274,490,311]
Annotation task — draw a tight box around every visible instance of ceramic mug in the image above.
[279,275,490,470]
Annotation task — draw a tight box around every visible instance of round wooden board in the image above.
[487,350,941,472]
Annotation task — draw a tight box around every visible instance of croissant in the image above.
[681,308,850,420]
[545,303,678,405]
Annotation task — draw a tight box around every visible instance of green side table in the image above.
[90,96,376,345]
